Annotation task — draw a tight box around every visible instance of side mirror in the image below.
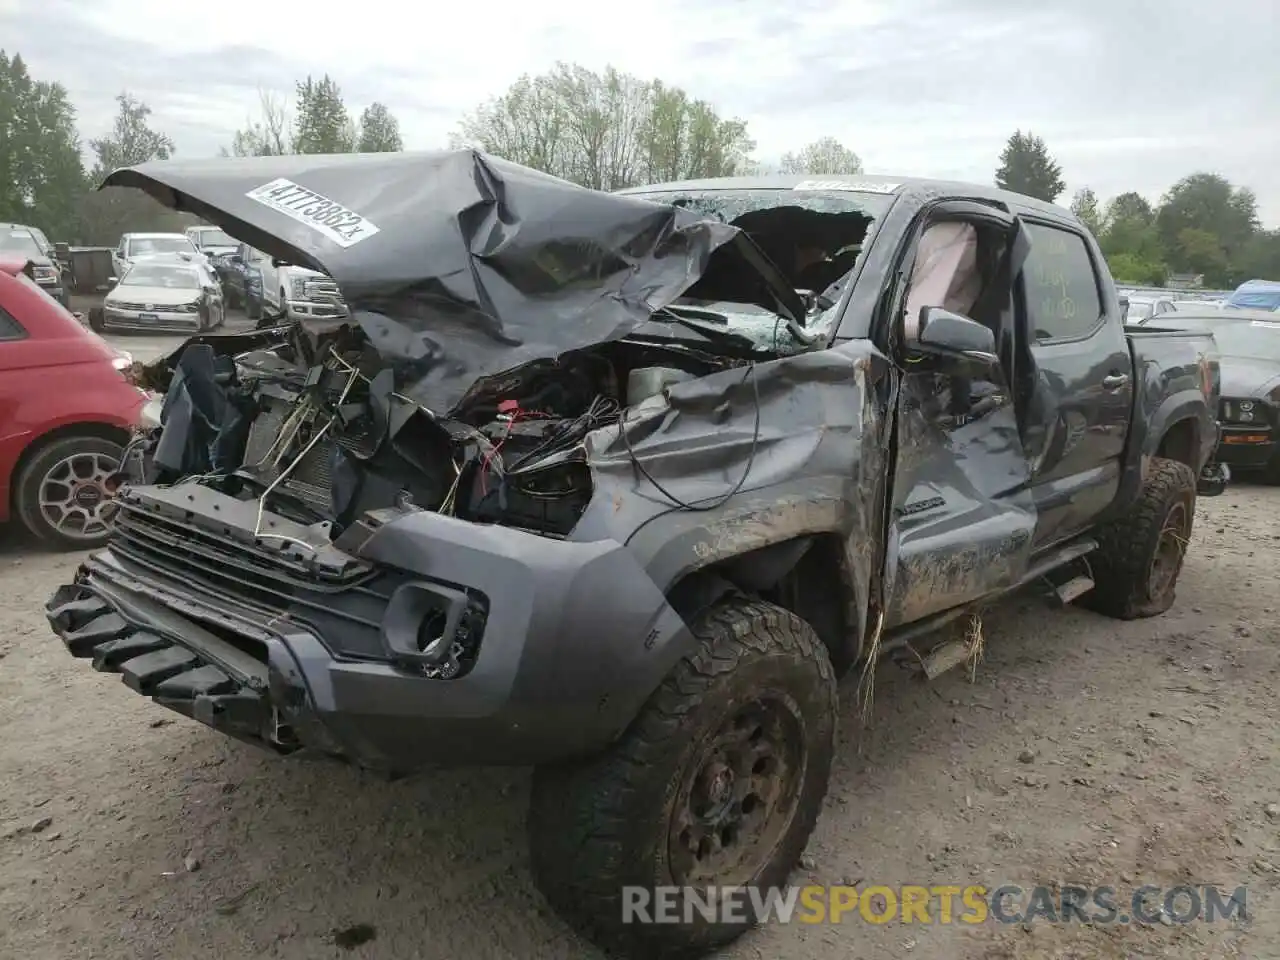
[913,307,998,366]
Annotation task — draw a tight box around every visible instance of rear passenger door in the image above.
[1020,220,1134,548]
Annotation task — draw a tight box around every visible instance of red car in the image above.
[0,256,149,548]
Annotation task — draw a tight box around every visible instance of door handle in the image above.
[1101,373,1130,390]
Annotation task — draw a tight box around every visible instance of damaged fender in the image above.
[343,337,894,699]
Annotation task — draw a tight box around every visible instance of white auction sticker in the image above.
[245,178,380,248]
[793,179,901,194]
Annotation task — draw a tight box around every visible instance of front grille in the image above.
[304,278,344,306]
[105,500,489,676]
[112,301,149,311]
[108,502,400,660]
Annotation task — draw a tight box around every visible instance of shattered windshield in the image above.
[634,188,894,352]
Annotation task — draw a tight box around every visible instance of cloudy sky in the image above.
[6,0,1279,223]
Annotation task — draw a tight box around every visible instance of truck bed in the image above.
[1118,325,1223,502]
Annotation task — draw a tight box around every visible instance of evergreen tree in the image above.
[994,130,1065,203]
[292,75,355,154]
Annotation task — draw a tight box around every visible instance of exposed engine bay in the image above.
[126,323,738,541]
[106,150,882,548]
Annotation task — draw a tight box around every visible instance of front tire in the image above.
[1083,456,1197,619]
[14,435,124,550]
[528,599,837,957]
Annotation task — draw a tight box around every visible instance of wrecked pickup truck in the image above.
[45,153,1227,956]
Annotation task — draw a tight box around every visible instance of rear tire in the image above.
[1260,454,1280,486]
[14,435,124,550]
[528,599,837,957]
[1082,456,1196,619]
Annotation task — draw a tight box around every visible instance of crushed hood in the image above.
[102,148,807,412]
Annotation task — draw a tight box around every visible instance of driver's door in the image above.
[882,202,1037,629]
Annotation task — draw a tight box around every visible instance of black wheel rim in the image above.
[667,696,806,887]
[1148,500,1190,599]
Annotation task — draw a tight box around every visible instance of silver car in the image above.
[101,256,225,333]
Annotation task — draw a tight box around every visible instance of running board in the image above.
[1054,574,1096,606]
[881,537,1099,675]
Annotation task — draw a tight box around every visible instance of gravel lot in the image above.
[1,321,1276,958]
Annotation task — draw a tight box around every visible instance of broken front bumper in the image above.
[44,487,694,773]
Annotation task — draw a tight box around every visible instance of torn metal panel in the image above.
[566,339,892,645]
[133,325,293,393]
[102,149,807,413]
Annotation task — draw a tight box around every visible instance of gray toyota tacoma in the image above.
[45,151,1228,957]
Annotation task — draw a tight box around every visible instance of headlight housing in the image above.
[32,265,58,282]
[289,277,307,299]
[180,301,201,313]
[1222,398,1263,423]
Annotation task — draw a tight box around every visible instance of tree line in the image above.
[0,51,406,246]
[2,49,1276,286]
[993,130,1278,288]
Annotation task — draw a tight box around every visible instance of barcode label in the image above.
[245,178,380,248]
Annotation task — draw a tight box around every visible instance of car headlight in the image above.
[181,301,201,313]
[140,395,163,428]
[32,265,58,282]
[1224,398,1262,422]
[290,277,307,299]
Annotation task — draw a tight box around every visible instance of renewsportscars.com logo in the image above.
[622,884,1248,926]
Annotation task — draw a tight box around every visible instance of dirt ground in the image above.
[1,482,1277,960]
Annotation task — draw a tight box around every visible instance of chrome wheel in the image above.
[37,451,120,541]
